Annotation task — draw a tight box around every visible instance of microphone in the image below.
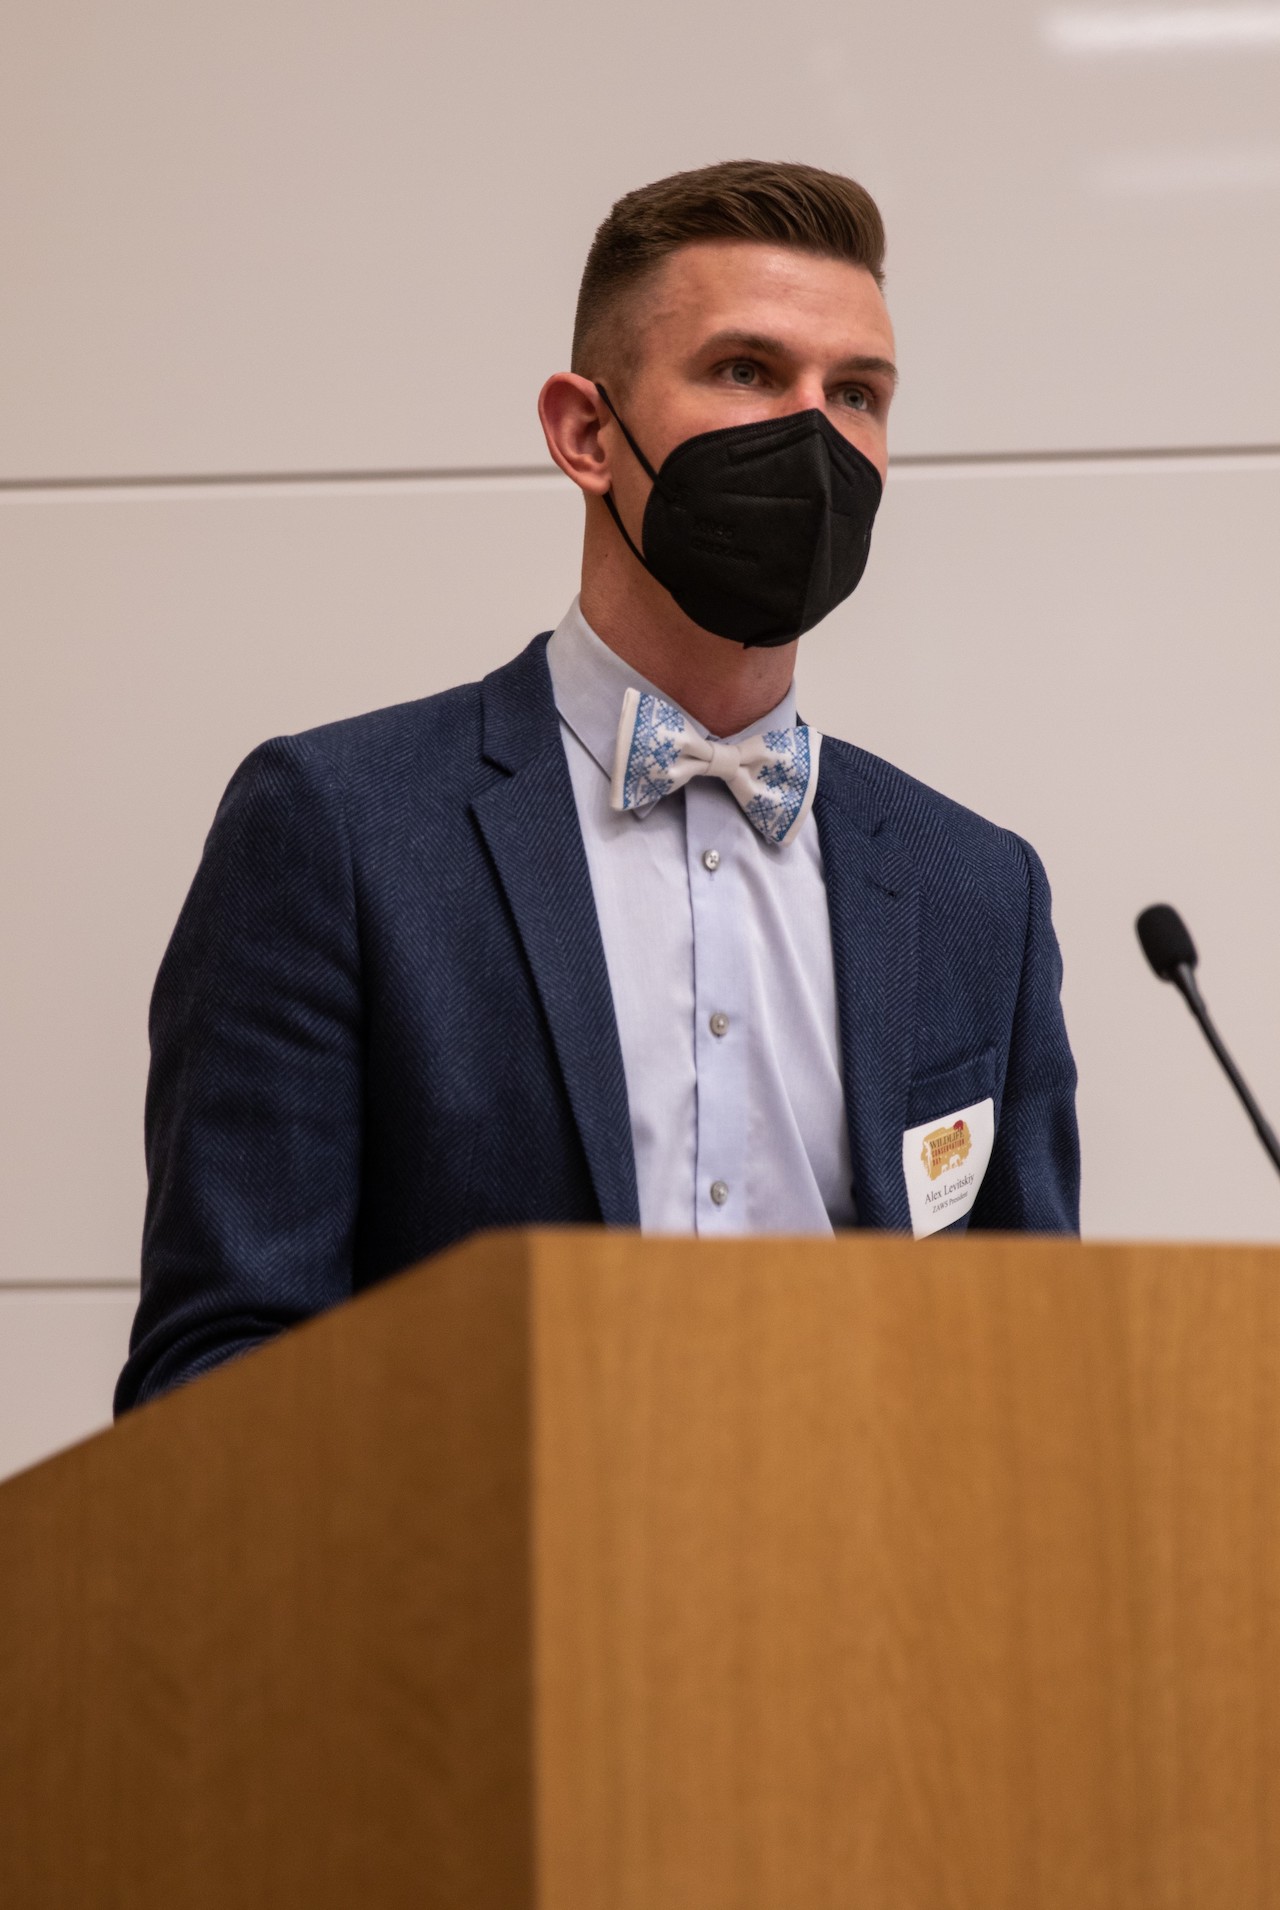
[1136,903,1280,1180]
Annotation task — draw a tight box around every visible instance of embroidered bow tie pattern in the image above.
[610,687,822,848]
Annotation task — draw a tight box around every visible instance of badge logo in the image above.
[901,1097,995,1239]
[920,1119,973,1182]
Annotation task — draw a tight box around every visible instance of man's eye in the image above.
[840,387,871,412]
[728,361,758,385]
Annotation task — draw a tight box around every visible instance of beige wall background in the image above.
[3,0,1278,1482]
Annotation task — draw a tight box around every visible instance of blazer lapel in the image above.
[471,638,640,1227]
[815,744,921,1230]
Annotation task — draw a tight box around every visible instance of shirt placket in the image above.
[685,778,750,1234]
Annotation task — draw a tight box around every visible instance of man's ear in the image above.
[538,373,613,496]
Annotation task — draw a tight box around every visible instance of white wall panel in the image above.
[3,462,1278,1303]
[3,0,1277,481]
[0,1289,137,1484]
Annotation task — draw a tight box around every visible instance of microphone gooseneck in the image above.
[1135,903,1280,1180]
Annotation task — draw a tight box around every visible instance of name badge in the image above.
[901,1097,995,1239]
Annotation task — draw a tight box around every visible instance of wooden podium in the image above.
[3,1230,1280,1908]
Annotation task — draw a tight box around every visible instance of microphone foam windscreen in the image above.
[1136,903,1198,979]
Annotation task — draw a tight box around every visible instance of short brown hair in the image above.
[571,159,886,379]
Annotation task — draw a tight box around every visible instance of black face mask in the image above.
[595,382,883,648]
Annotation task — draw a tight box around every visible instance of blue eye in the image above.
[843,388,870,412]
[729,362,757,385]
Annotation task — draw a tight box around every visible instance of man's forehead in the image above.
[643,241,894,359]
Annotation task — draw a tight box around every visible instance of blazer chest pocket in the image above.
[905,1045,999,1130]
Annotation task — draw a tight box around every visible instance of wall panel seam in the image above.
[3,441,1280,500]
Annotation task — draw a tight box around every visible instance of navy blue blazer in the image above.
[116,633,1079,1412]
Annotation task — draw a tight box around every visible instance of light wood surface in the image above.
[3,1231,1280,1907]
[0,1233,537,1908]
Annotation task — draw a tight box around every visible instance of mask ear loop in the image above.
[594,382,660,575]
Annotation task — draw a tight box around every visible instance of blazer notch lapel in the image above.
[471,739,639,1230]
[816,760,921,1231]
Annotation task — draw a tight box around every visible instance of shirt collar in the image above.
[544,596,798,788]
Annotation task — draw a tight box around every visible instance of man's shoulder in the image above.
[819,733,1042,895]
[292,675,483,782]
[242,633,554,803]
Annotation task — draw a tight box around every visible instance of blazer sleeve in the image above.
[115,734,363,1413]
[970,837,1081,1233]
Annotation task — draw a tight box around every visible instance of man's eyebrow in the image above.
[698,330,899,387]
[700,329,791,359]
[831,353,899,388]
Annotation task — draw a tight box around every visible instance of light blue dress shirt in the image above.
[546,598,855,1235]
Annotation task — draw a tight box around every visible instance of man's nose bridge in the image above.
[779,372,828,418]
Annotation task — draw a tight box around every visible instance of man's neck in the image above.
[578,541,797,737]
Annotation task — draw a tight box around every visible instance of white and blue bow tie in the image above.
[610,686,822,848]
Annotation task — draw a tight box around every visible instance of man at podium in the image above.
[116,160,1079,1413]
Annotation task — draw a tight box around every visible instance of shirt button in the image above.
[710,1179,730,1206]
[702,848,721,871]
[709,1011,730,1038]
